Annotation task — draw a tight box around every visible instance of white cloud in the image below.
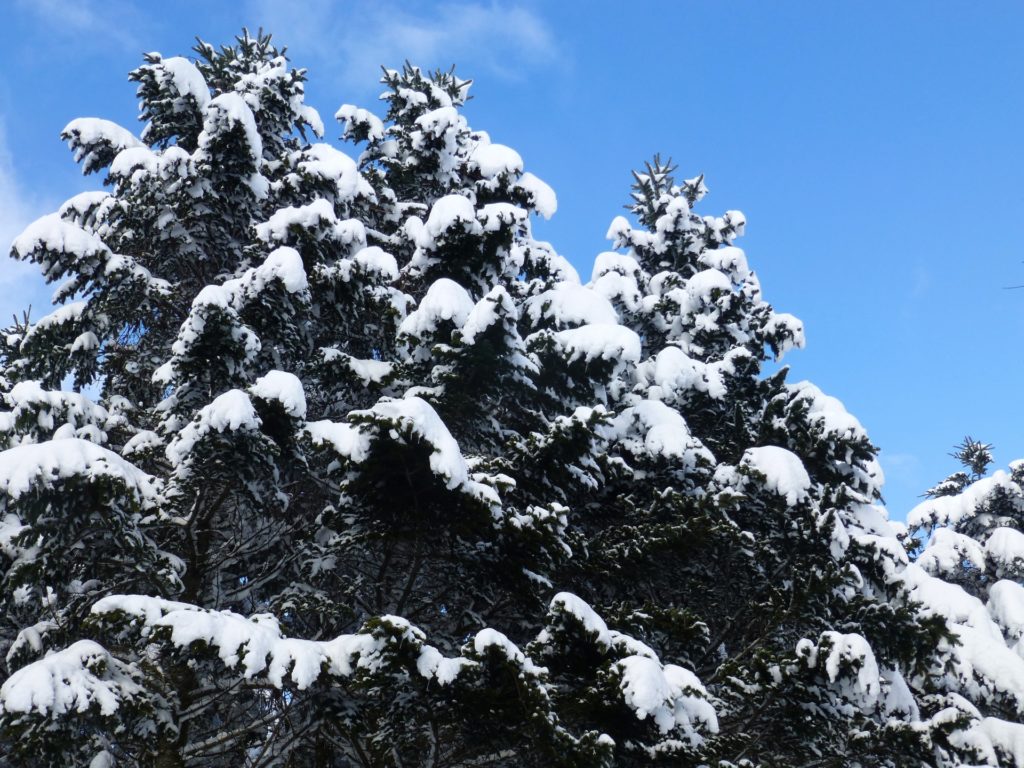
[0,120,51,327]
[14,0,144,50]
[246,0,561,97]
[879,451,921,472]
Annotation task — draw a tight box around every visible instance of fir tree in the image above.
[567,159,974,766]
[906,438,1024,763]
[0,30,1022,768]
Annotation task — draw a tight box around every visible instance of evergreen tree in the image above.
[0,31,1020,768]
[905,438,1024,764]
[563,157,983,766]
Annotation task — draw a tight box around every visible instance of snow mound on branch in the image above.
[416,646,476,686]
[611,400,714,466]
[685,269,732,302]
[399,278,475,338]
[790,382,868,443]
[312,397,495,503]
[909,472,1018,530]
[591,251,643,282]
[416,105,460,133]
[12,214,109,262]
[740,446,811,505]
[0,640,143,716]
[109,146,159,179]
[304,420,371,463]
[57,190,112,220]
[423,195,482,241]
[550,592,614,642]
[546,595,715,741]
[60,118,140,150]
[360,397,473,492]
[948,624,1024,710]
[797,631,881,709]
[182,391,259,433]
[166,390,261,467]
[901,563,993,630]
[0,513,28,559]
[0,381,112,442]
[90,596,478,691]
[547,593,650,657]
[0,439,160,503]
[354,246,399,280]
[514,172,557,219]
[917,528,987,576]
[968,718,1024,767]
[469,142,523,178]
[61,118,144,168]
[605,215,633,247]
[249,245,309,294]
[122,431,163,457]
[637,346,728,401]
[983,527,1024,572]
[335,104,385,141]
[159,56,211,108]
[477,202,527,233]
[614,655,717,738]
[256,199,340,243]
[590,275,641,314]
[510,239,578,284]
[184,247,308,323]
[250,370,306,419]
[23,301,87,334]
[899,563,1024,710]
[553,324,641,365]
[320,348,394,385]
[295,144,374,201]
[525,282,619,328]
[698,245,751,282]
[196,90,270,195]
[461,286,527,351]
[470,628,546,676]
[988,580,1024,640]
[765,312,806,356]
[202,92,263,159]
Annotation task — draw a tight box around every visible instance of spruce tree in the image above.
[0,30,1020,768]
[906,439,1024,764]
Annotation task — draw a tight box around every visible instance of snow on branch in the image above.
[165,390,262,468]
[0,641,144,717]
[541,592,718,747]
[524,282,619,329]
[739,446,812,506]
[89,596,484,692]
[909,471,1021,531]
[250,370,306,419]
[61,118,144,176]
[609,399,714,467]
[0,439,161,504]
[797,631,881,710]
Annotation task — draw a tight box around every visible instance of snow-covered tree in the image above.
[905,439,1024,765]
[0,30,1019,768]
[556,156,995,766]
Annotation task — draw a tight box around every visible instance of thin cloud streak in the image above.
[14,0,145,51]
[247,0,561,98]
[0,119,51,325]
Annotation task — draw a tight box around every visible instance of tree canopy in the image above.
[1,30,1023,768]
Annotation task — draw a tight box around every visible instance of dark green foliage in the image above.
[0,30,990,768]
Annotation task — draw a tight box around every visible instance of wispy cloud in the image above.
[14,0,145,51]
[246,0,561,97]
[0,120,51,325]
[879,451,921,473]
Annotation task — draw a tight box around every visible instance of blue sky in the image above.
[1,0,1022,519]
